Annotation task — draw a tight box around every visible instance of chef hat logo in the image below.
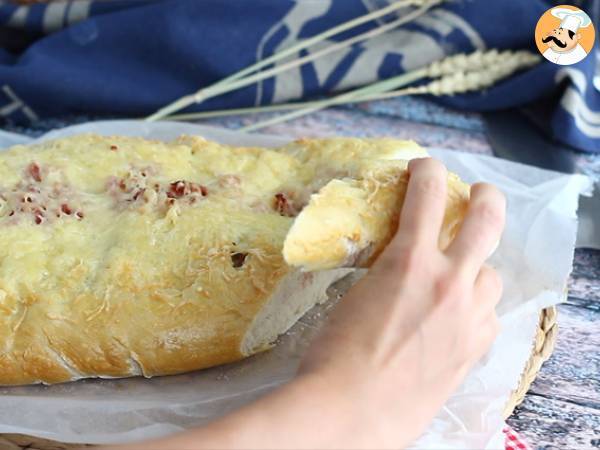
[534,4,595,66]
[550,7,592,33]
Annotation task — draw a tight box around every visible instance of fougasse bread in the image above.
[0,134,469,385]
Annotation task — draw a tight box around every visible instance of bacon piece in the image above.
[106,168,211,213]
[167,181,186,198]
[273,192,298,217]
[132,189,145,201]
[230,252,248,268]
[1,166,84,226]
[197,184,208,196]
[167,181,208,199]
[27,162,42,182]
[33,208,44,225]
[274,193,288,215]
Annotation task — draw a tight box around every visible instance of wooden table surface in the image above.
[3,96,600,449]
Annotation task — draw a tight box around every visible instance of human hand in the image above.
[103,158,506,450]
[298,158,506,448]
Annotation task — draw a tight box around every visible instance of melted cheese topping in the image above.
[0,135,299,326]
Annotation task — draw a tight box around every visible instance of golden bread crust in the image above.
[0,134,466,385]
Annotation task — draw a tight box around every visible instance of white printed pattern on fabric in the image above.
[66,0,92,28]
[0,86,38,122]
[556,66,588,92]
[43,2,69,33]
[562,88,600,137]
[427,8,486,50]
[555,67,600,138]
[254,3,484,105]
[4,0,92,33]
[254,1,332,106]
[6,6,28,28]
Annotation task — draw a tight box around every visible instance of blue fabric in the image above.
[0,0,598,152]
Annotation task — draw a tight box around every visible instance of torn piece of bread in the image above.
[281,138,470,271]
[282,168,470,271]
[0,135,466,385]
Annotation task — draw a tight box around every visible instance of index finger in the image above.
[394,158,448,249]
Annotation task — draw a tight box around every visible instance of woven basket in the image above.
[0,307,558,450]
[503,306,558,418]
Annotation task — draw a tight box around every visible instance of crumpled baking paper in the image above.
[0,121,591,449]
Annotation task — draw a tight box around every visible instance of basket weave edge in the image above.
[503,306,558,418]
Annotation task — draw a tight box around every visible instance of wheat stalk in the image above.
[168,101,329,121]
[239,50,540,132]
[168,50,539,122]
[168,72,422,121]
[145,0,440,122]
[239,68,429,131]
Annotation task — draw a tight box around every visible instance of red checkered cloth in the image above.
[503,426,531,450]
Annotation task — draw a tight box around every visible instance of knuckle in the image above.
[373,251,401,276]
[395,245,425,274]
[434,273,468,307]
[373,243,423,277]
[414,176,446,200]
[473,202,504,229]
[471,183,506,218]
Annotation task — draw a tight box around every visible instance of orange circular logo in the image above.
[535,5,595,65]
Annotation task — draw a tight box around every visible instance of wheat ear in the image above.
[239,50,540,132]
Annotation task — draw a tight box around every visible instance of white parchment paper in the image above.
[0,121,591,448]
